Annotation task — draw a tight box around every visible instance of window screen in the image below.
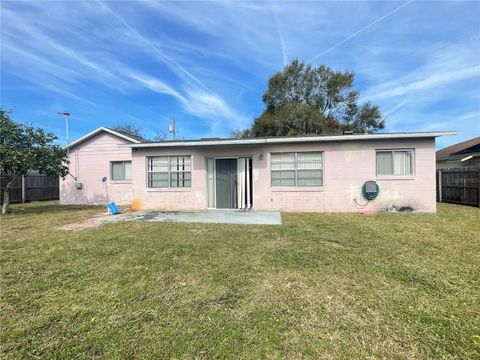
[271,152,323,186]
[147,156,191,188]
[111,161,131,180]
[376,150,414,176]
[297,152,323,186]
[271,153,296,186]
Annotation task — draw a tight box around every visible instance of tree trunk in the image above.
[2,181,12,214]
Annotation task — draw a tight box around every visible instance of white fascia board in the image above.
[460,154,480,162]
[67,127,142,148]
[461,155,473,162]
[122,131,456,149]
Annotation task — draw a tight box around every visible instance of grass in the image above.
[1,201,479,359]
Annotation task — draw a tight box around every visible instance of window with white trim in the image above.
[147,156,192,188]
[376,149,414,176]
[111,161,131,180]
[271,152,323,186]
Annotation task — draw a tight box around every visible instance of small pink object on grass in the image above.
[360,211,375,216]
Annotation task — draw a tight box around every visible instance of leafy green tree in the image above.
[240,60,384,137]
[0,109,69,214]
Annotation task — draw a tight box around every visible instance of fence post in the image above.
[438,170,442,202]
[21,175,26,203]
[478,169,480,208]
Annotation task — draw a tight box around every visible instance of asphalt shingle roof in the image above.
[436,137,480,161]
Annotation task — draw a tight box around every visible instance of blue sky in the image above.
[1,0,479,149]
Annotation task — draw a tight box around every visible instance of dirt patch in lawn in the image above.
[55,209,139,231]
[56,218,105,231]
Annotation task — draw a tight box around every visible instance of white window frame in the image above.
[147,155,192,188]
[271,151,324,187]
[111,161,131,181]
[376,149,415,177]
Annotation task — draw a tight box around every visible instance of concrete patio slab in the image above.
[58,209,282,230]
[131,210,282,225]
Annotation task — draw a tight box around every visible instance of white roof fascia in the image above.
[67,127,142,148]
[122,131,456,149]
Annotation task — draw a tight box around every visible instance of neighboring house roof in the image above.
[122,131,456,149]
[67,127,146,148]
[436,136,480,161]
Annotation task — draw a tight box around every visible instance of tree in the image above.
[0,109,69,214]
[152,132,168,142]
[241,60,384,137]
[231,128,252,139]
[112,124,144,138]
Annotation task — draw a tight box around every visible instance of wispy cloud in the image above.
[271,2,287,67]
[1,5,134,100]
[456,111,480,121]
[308,0,414,63]
[1,0,250,133]
[124,71,187,103]
[183,88,251,130]
[383,98,409,117]
[94,0,209,91]
[94,0,249,131]
[1,0,479,146]
[2,44,96,105]
[362,39,480,103]
[366,65,480,101]
[125,71,250,130]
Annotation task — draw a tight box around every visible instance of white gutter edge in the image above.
[121,131,457,148]
[460,154,480,162]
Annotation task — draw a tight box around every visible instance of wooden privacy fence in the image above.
[0,173,59,204]
[437,167,480,207]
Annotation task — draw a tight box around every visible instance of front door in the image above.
[215,159,237,209]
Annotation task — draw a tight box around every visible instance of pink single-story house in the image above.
[60,127,454,213]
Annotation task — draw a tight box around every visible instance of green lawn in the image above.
[1,202,479,359]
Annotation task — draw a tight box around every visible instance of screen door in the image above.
[215,159,238,209]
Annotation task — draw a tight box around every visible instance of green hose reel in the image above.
[362,181,380,201]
